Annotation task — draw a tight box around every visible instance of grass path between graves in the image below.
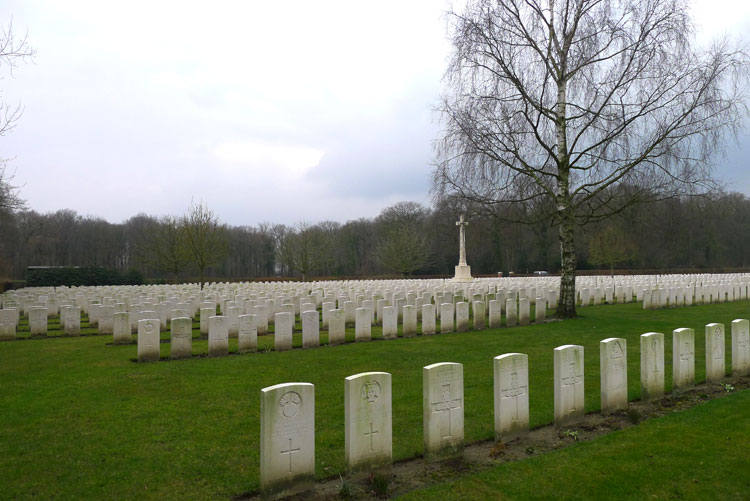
[1,300,750,499]
[401,388,750,500]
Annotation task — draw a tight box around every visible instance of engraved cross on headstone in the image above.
[280,438,300,474]
[680,341,694,382]
[739,332,750,367]
[501,372,527,423]
[561,361,582,412]
[456,214,468,266]
[651,338,660,380]
[364,422,379,452]
[714,329,723,360]
[431,383,462,439]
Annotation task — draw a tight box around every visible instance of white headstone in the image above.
[275,312,293,351]
[534,298,546,323]
[63,306,81,336]
[208,315,229,357]
[382,306,397,339]
[672,328,695,390]
[355,307,371,342]
[554,344,584,427]
[113,312,131,344]
[493,353,529,442]
[731,319,750,376]
[505,299,518,327]
[345,372,392,474]
[421,304,436,335]
[439,303,454,334]
[640,332,664,401]
[328,309,345,346]
[600,338,627,414]
[260,382,315,499]
[518,298,530,326]
[455,302,469,332]
[199,307,213,335]
[488,300,502,329]
[227,306,241,338]
[402,304,417,337]
[137,318,160,362]
[423,362,464,458]
[705,323,725,383]
[238,314,258,354]
[248,305,265,336]
[170,317,193,360]
[472,301,485,330]
[29,307,48,336]
[301,310,319,349]
[98,305,115,335]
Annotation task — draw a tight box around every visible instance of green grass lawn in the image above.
[1,300,749,499]
[401,388,750,500]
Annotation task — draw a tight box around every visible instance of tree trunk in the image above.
[554,76,577,319]
[199,266,205,290]
[556,204,578,318]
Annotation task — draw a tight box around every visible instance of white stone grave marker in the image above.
[672,328,695,390]
[275,312,293,351]
[421,304,436,335]
[345,372,392,474]
[731,319,750,376]
[600,338,627,414]
[705,323,725,383]
[238,314,257,353]
[170,317,193,360]
[301,310,319,349]
[137,318,161,362]
[640,332,664,401]
[493,353,529,442]
[208,316,229,357]
[355,307,371,342]
[260,382,315,499]
[554,344,584,427]
[423,362,463,458]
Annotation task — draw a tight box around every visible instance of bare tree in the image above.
[0,161,24,214]
[375,202,434,275]
[281,221,332,281]
[0,20,35,215]
[181,201,228,289]
[588,224,635,277]
[135,215,189,281]
[434,0,749,317]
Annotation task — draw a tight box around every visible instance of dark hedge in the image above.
[26,267,144,287]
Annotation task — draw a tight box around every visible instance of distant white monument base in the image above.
[453,264,473,282]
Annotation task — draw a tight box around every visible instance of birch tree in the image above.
[434,0,749,317]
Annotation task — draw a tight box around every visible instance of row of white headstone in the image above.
[257,319,750,498]
[0,289,549,343]
[132,296,549,361]
[3,273,749,316]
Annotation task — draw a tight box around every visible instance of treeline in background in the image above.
[2,192,750,284]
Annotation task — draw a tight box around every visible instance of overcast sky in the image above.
[1,0,749,226]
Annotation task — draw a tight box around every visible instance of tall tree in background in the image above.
[375,202,434,275]
[281,222,332,281]
[588,224,635,277]
[182,201,228,289]
[434,0,749,317]
[0,20,35,215]
[135,215,189,282]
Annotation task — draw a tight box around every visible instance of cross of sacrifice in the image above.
[456,214,469,266]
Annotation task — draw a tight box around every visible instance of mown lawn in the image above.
[402,388,750,500]
[1,300,748,499]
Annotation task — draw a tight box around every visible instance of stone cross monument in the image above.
[453,214,473,282]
